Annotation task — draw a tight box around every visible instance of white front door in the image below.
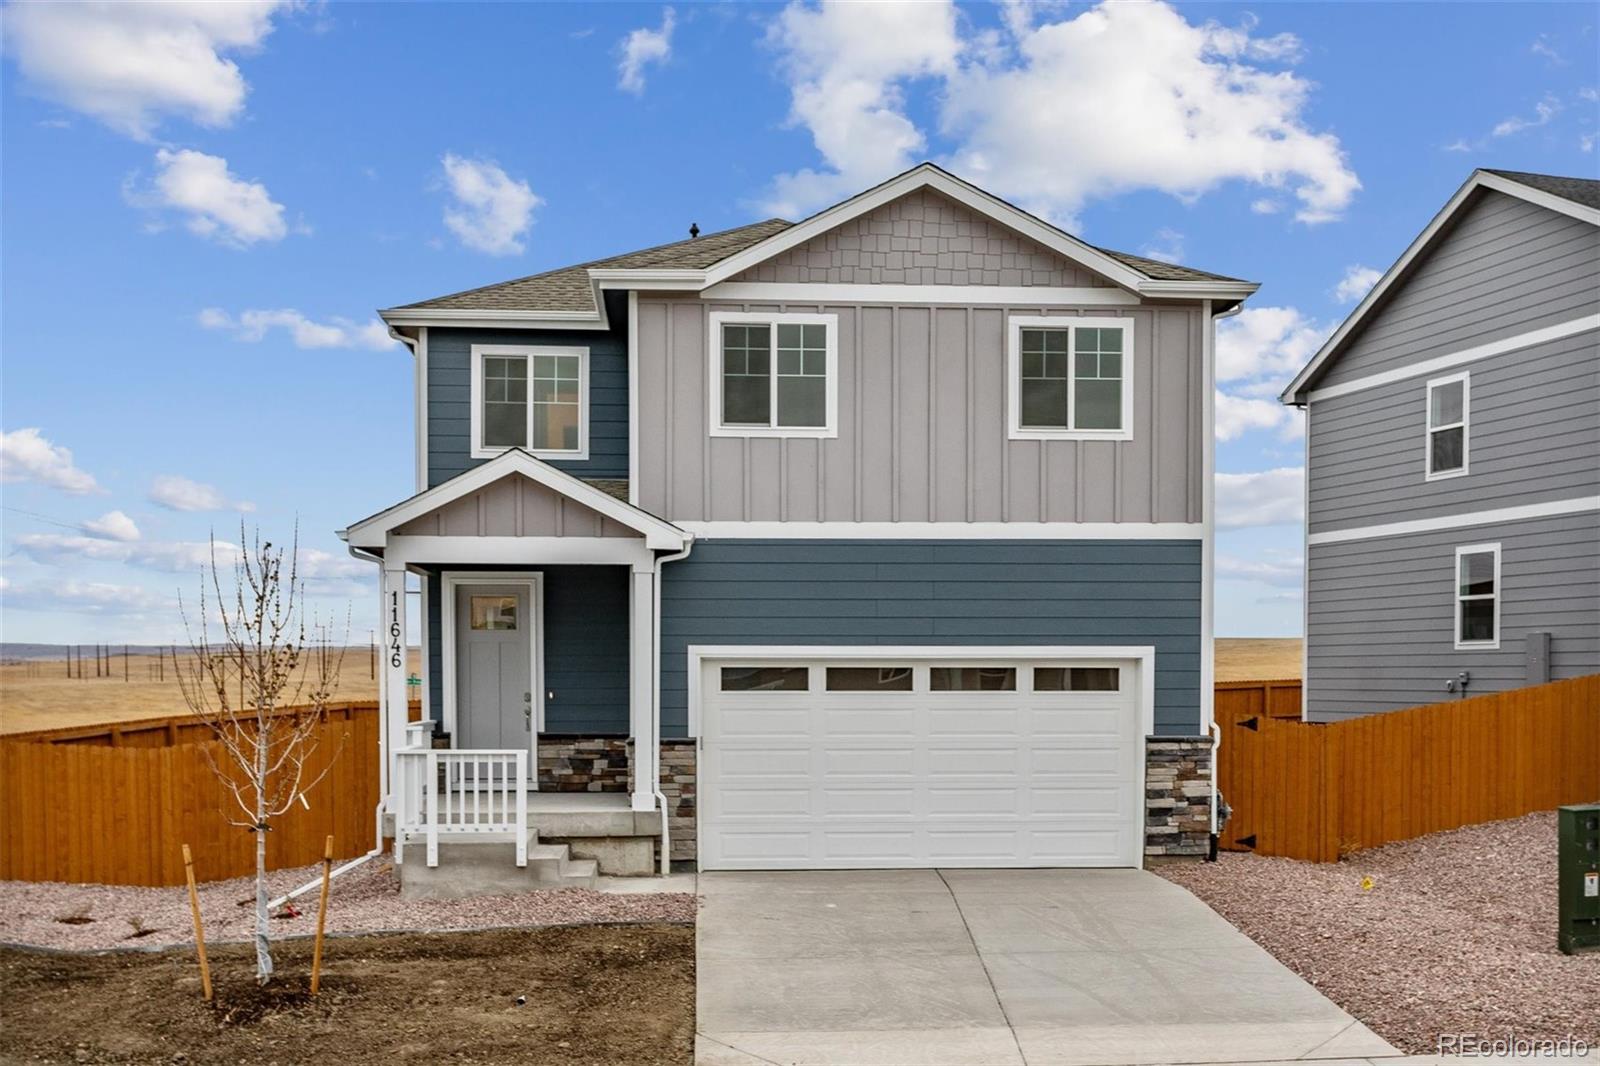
[455,584,534,755]
[698,654,1145,870]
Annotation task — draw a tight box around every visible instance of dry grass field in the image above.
[1215,637,1302,682]
[0,649,420,735]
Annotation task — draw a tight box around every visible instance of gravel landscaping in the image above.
[1159,811,1600,1054]
[0,858,696,952]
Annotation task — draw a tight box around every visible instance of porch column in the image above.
[381,560,411,790]
[628,563,658,813]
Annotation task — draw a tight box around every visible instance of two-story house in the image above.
[1282,169,1600,723]
[342,163,1257,885]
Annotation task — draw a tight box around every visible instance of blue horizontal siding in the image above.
[659,539,1202,736]
[426,292,628,486]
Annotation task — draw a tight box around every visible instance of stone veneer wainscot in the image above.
[1145,737,1212,858]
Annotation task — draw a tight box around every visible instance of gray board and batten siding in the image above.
[635,298,1205,526]
[426,292,630,488]
[658,538,1203,738]
[1313,188,1599,391]
[1307,326,1599,535]
[1305,510,1600,722]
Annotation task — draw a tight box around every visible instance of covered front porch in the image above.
[340,451,692,882]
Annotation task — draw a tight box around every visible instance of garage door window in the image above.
[825,666,914,691]
[721,666,809,691]
[1035,667,1120,692]
[930,667,1017,691]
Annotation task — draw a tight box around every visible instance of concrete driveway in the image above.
[696,869,1398,1066]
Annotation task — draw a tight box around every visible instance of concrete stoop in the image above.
[530,804,664,877]
[396,833,599,900]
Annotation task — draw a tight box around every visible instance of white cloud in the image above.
[1530,35,1563,65]
[1250,198,1282,214]
[1,578,173,617]
[1140,228,1185,265]
[1217,553,1302,587]
[13,532,240,574]
[439,154,540,256]
[1216,467,1304,529]
[148,475,255,514]
[81,510,141,542]
[1492,94,1560,138]
[1215,305,1330,384]
[198,308,397,350]
[761,0,962,216]
[0,428,101,495]
[129,148,288,246]
[1333,263,1382,304]
[618,7,676,94]
[1,1,286,139]
[1216,390,1301,442]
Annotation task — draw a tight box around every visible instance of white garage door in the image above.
[696,652,1146,870]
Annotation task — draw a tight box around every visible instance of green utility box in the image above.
[1558,803,1600,955]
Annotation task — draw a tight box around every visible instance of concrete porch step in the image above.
[397,832,598,899]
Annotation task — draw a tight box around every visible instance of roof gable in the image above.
[1283,168,1600,402]
[342,450,688,551]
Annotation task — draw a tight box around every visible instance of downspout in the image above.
[1206,302,1244,860]
[270,544,388,910]
[651,536,696,875]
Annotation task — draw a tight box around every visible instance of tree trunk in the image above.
[254,742,274,985]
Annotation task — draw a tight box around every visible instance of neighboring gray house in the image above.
[344,163,1258,882]
[1282,168,1600,723]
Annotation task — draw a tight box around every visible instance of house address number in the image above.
[389,590,403,669]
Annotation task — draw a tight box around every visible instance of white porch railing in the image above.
[394,726,528,868]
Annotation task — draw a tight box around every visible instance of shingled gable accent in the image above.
[341,449,688,551]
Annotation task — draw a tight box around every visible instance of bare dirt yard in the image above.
[1214,637,1302,682]
[1159,811,1599,1054]
[1,923,694,1065]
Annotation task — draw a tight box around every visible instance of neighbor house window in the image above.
[1009,317,1133,439]
[710,312,838,437]
[471,345,588,459]
[1454,544,1500,649]
[1426,372,1469,479]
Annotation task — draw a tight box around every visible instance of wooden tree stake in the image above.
[310,835,334,995]
[182,844,213,1001]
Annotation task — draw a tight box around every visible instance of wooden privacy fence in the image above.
[0,704,380,886]
[1217,674,1600,861]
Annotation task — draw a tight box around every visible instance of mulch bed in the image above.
[1158,811,1600,1054]
[1,924,694,1065]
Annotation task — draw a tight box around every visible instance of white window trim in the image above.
[469,344,590,460]
[1007,315,1134,441]
[1453,542,1500,650]
[708,311,839,439]
[1425,371,1469,481]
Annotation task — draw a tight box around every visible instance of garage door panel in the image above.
[700,655,1144,870]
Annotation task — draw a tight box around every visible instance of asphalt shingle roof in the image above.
[1483,169,1600,212]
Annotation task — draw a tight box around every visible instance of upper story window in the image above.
[471,344,588,460]
[709,311,838,438]
[1454,543,1500,649]
[1426,372,1469,480]
[1008,316,1133,440]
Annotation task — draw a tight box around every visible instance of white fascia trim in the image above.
[627,290,640,506]
[1006,315,1134,441]
[1282,170,1600,403]
[342,448,688,550]
[1452,542,1502,651]
[1308,315,1600,402]
[389,536,655,567]
[700,165,1151,292]
[675,521,1204,540]
[702,282,1142,307]
[380,307,611,331]
[591,269,705,290]
[1308,495,1600,546]
[685,643,1158,740]
[707,310,840,439]
[1137,280,1259,300]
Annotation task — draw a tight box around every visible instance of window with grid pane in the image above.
[482,355,528,448]
[1073,327,1123,430]
[721,324,772,425]
[1019,328,1070,428]
[1015,322,1126,434]
[775,323,827,427]
[532,354,581,451]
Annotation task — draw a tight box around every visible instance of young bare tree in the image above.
[176,524,348,985]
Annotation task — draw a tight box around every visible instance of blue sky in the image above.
[1,1,1596,644]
